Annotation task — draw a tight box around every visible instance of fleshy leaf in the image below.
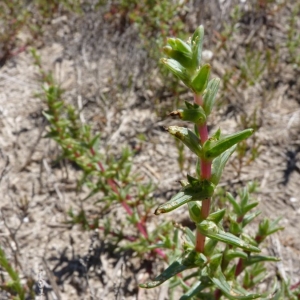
[203,129,254,160]
[266,218,284,235]
[163,46,193,69]
[188,201,202,223]
[242,202,259,215]
[140,251,198,289]
[140,260,190,288]
[208,253,223,275]
[191,25,204,69]
[42,111,54,121]
[197,220,260,252]
[204,238,218,256]
[242,211,261,227]
[210,145,236,185]
[244,255,280,266]
[227,192,242,215]
[203,78,220,116]
[225,249,248,261]
[229,216,242,235]
[160,58,191,86]
[210,269,262,299]
[185,101,194,109]
[88,133,101,149]
[167,126,202,157]
[185,227,195,246]
[155,180,215,215]
[187,174,199,185]
[179,281,206,300]
[167,38,192,55]
[207,209,226,224]
[170,104,206,125]
[257,218,284,242]
[191,64,211,94]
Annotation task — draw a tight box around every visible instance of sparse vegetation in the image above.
[1,0,300,299]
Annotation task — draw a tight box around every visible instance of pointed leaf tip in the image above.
[155,179,214,214]
[167,126,202,157]
[160,58,191,86]
[191,25,205,68]
[191,64,211,94]
[204,129,254,160]
[203,78,221,116]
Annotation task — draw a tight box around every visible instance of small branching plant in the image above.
[140,25,291,299]
[31,49,177,260]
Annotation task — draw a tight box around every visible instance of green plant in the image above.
[233,110,261,178]
[0,247,26,300]
[175,138,186,173]
[0,0,81,65]
[101,0,187,49]
[286,3,300,66]
[239,50,266,87]
[31,49,178,261]
[140,25,291,299]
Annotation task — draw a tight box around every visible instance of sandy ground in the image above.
[1,1,300,299]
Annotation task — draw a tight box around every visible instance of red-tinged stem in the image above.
[234,234,266,280]
[234,217,255,279]
[89,147,168,259]
[193,94,212,253]
[235,258,244,277]
[237,215,244,223]
[291,280,300,290]
[254,234,264,244]
[97,226,136,241]
[195,233,206,253]
[200,159,211,178]
[96,225,166,259]
[10,45,27,57]
[198,124,209,144]
[89,147,150,239]
[194,94,203,106]
[214,288,222,300]
[154,248,167,260]
[120,199,133,215]
[136,222,148,238]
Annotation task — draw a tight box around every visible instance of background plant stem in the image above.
[89,147,166,259]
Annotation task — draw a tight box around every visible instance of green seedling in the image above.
[0,247,26,300]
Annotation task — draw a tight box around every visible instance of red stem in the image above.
[97,226,136,241]
[291,280,300,290]
[96,226,166,259]
[194,94,212,253]
[214,288,222,300]
[234,217,261,281]
[154,248,167,260]
[235,258,244,277]
[198,124,209,144]
[194,94,203,106]
[89,148,165,254]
